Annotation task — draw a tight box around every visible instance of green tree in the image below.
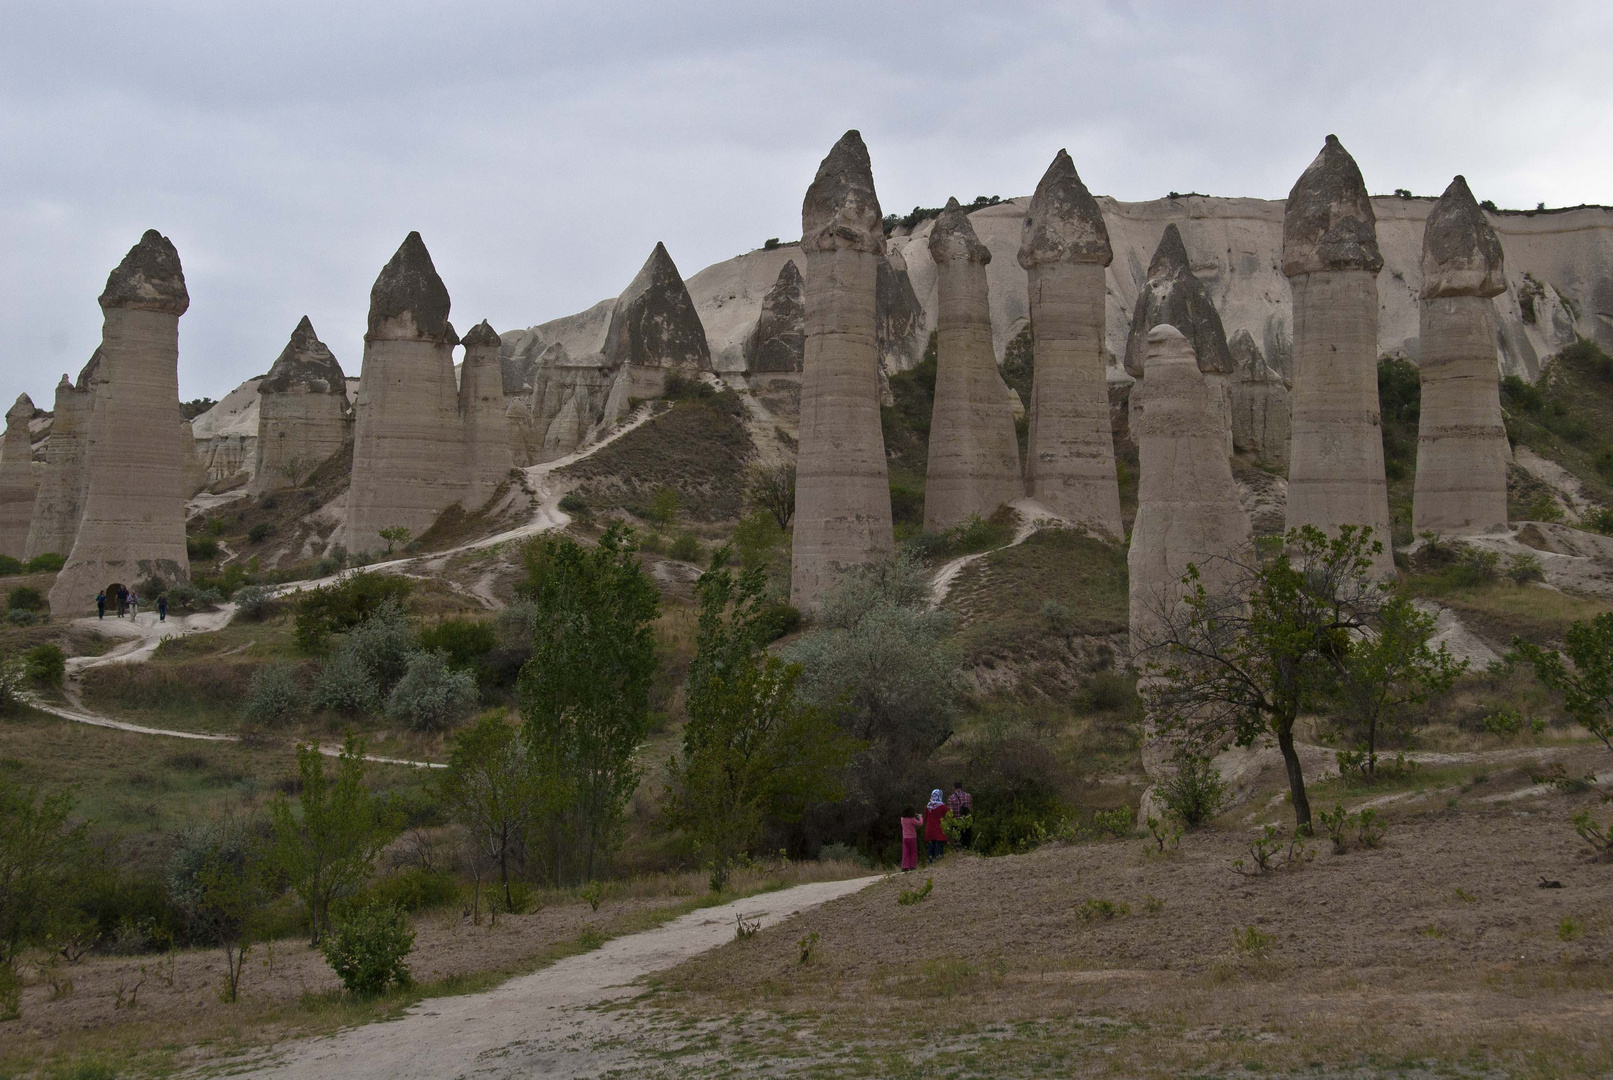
[1514,612,1613,753]
[1138,526,1390,831]
[378,526,412,557]
[168,816,264,1003]
[1330,592,1467,775]
[667,551,855,890]
[269,735,402,944]
[441,714,558,911]
[0,780,88,980]
[746,463,796,530]
[518,524,659,884]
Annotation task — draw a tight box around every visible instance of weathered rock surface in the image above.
[791,130,895,609]
[1229,329,1290,469]
[1282,137,1394,574]
[1414,176,1510,535]
[345,232,466,554]
[603,243,711,370]
[0,394,38,558]
[1017,150,1123,538]
[27,363,96,559]
[51,230,192,616]
[923,199,1022,531]
[743,260,805,373]
[179,420,209,496]
[251,317,348,495]
[460,319,512,506]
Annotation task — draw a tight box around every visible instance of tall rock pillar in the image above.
[50,230,191,616]
[250,317,349,496]
[923,198,1023,532]
[1018,150,1122,538]
[460,320,513,508]
[27,356,99,560]
[0,394,38,558]
[1282,135,1394,574]
[1413,176,1509,535]
[345,232,465,554]
[790,130,895,609]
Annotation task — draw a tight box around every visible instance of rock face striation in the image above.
[604,242,712,371]
[50,230,192,616]
[791,130,896,609]
[460,319,513,507]
[1124,224,1235,452]
[250,317,349,496]
[1414,176,1510,535]
[1282,136,1394,573]
[1229,329,1291,470]
[744,260,806,373]
[345,232,466,554]
[923,198,1022,531]
[0,394,38,558]
[27,357,99,560]
[1018,150,1123,537]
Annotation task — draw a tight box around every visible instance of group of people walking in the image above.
[95,586,168,622]
[899,781,972,871]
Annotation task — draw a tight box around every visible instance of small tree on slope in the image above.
[1514,612,1613,753]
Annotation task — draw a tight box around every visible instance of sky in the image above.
[2,0,1610,406]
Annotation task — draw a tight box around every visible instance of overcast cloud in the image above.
[2,0,1609,405]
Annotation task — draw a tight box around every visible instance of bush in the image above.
[166,583,224,613]
[341,599,415,690]
[1155,749,1227,827]
[557,493,588,514]
[385,650,478,732]
[24,553,65,574]
[356,867,461,914]
[248,523,273,544]
[313,648,382,716]
[754,600,802,642]
[241,665,303,727]
[233,584,277,621]
[1505,552,1545,585]
[2,608,42,626]
[416,618,497,672]
[0,555,21,577]
[669,531,703,564]
[319,904,414,996]
[24,644,65,687]
[187,535,219,561]
[6,586,44,612]
[294,573,414,650]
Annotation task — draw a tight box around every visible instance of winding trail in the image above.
[225,875,882,1080]
[929,497,1065,608]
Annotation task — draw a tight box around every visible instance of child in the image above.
[899,806,921,872]
[923,788,950,864]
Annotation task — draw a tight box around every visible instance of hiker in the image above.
[115,585,127,618]
[128,591,140,620]
[157,593,168,622]
[95,591,106,619]
[947,780,973,850]
[923,788,949,864]
[899,805,922,872]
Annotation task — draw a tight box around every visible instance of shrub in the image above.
[187,535,219,561]
[319,904,414,996]
[6,586,44,612]
[341,599,416,690]
[24,553,65,574]
[754,600,802,642]
[1155,749,1228,827]
[233,585,277,621]
[669,532,702,563]
[241,665,303,727]
[385,650,478,732]
[248,523,273,544]
[1505,552,1545,585]
[1090,807,1133,838]
[166,583,224,613]
[294,572,414,650]
[24,644,65,687]
[2,609,42,627]
[897,878,933,906]
[359,868,461,914]
[0,555,21,577]
[0,654,26,710]
[312,649,382,716]
[557,493,588,514]
[1585,506,1613,536]
[1078,898,1130,920]
[416,618,497,674]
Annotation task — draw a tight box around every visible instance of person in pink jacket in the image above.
[899,806,921,871]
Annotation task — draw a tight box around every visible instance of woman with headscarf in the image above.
[922,788,950,865]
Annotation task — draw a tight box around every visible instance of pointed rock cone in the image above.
[923,198,1022,532]
[460,319,513,507]
[604,242,712,371]
[1414,176,1509,535]
[1229,330,1291,470]
[791,130,895,609]
[1123,224,1235,455]
[345,232,466,554]
[50,231,192,616]
[250,317,349,496]
[1282,136,1394,575]
[1016,150,1122,538]
[0,394,38,558]
[27,356,99,560]
[744,260,805,373]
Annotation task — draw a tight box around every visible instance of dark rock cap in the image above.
[929,197,992,266]
[603,242,712,369]
[7,393,34,423]
[260,316,346,395]
[801,130,885,256]
[368,231,452,340]
[744,259,805,373]
[1018,149,1112,270]
[1421,175,1506,299]
[1124,225,1233,377]
[1282,135,1383,276]
[99,230,189,315]
[462,319,501,348]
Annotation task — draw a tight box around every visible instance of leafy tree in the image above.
[168,816,264,1003]
[1330,592,1466,775]
[378,526,412,556]
[648,488,680,528]
[385,650,478,732]
[666,551,855,890]
[1514,612,1613,752]
[440,713,557,911]
[1137,526,1391,831]
[269,735,402,944]
[731,511,784,571]
[747,463,797,530]
[294,572,413,651]
[0,780,88,976]
[518,524,659,884]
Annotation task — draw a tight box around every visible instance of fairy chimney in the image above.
[0,394,38,558]
[460,319,513,507]
[744,259,806,373]
[27,356,100,560]
[250,317,348,496]
[1229,330,1291,470]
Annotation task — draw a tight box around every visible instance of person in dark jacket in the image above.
[157,594,168,622]
[95,591,106,619]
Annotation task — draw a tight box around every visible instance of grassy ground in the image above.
[1503,340,1613,513]
[1401,571,1611,647]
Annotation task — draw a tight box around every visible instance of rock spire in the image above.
[1413,176,1509,535]
[250,317,349,496]
[1016,150,1122,537]
[460,319,513,507]
[603,242,712,370]
[1282,136,1394,574]
[1229,330,1291,470]
[0,394,37,558]
[744,260,806,373]
[50,231,192,615]
[26,355,99,560]
[790,130,896,608]
[923,199,1022,531]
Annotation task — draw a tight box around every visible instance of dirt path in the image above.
[226,875,880,1080]
[929,498,1064,607]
